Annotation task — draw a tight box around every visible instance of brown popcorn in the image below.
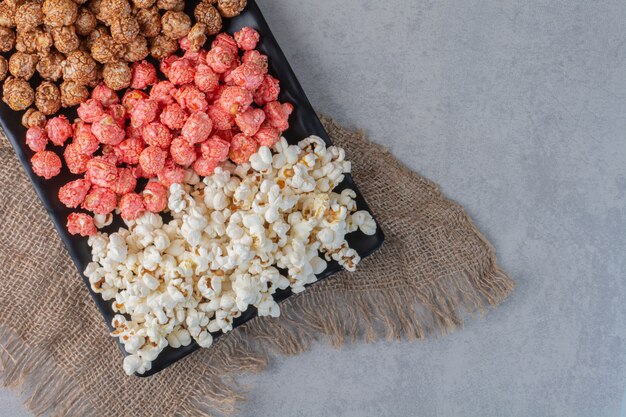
[62,50,98,84]
[185,23,207,52]
[74,7,97,36]
[16,28,53,54]
[102,60,130,90]
[8,51,38,80]
[52,25,80,54]
[60,79,88,106]
[99,0,131,24]
[35,81,62,115]
[216,0,246,18]
[149,34,176,59]
[87,0,104,21]
[22,107,47,128]
[36,50,64,81]
[160,10,190,40]
[156,0,183,11]
[131,0,155,9]
[194,1,221,35]
[3,76,34,110]
[0,2,16,28]
[123,34,148,61]
[0,26,15,51]
[110,15,139,43]
[0,56,7,81]
[43,0,78,27]
[134,6,160,37]
[84,24,107,50]
[14,1,43,31]
[73,0,89,4]
[91,33,123,63]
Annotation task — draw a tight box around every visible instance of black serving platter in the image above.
[0,0,384,376]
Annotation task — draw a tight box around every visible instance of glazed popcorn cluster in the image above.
[83,136,376,374]
[23,28,294,235]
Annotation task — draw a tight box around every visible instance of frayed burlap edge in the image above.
[0,115,514,417]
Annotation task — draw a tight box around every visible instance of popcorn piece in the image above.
[139,145,167,176]
[119,192,145,220]
[67,212,97,237]
[46,115,73,146]
[235,107,265,137]
[83,186,117,214]
[264,101,293,132]
[31,150,61,179]
[142,122,172,148]
[142,181,167,213]
[92,114,125,145]
[86,156,118,188]
[77,99,105,123]
[130,99,159,128]
[160,103,187,130]
[234,27,259,51]
[25,126,48,152]
[58,179,91,208]
[181,112,212,144]
[170,136,197,166]
[229,133,257,164]
[130,60,157,90]
[63,142,90,174]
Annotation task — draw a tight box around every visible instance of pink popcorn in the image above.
[142,122,173,148]
[77,99,105,123]
[194,64,220,93]
[168,58,196,85]
[63,142,90,174]
[67,213,97,237]
[192,156,220,176]
[119,192,145,220]
[173,84,208,113]
[159,55,178,78]
[199,135,230,161]
[108,104,127,128]
[114,137,145,165]
[82,186,117,215]
[234,27,260,51]
[142,181,168,212]
[150,80,176,107]
[181,112,212,144]
[157,158,185,187]
[214,129,235,142]
[212,33,238,56]
[46,115,73,146]
[31,150,62,179]
[254,124,280,147]
[58,179,91,208]
[26,126,48,152]
[229,133,258,164]
[226,62,265,91]
[170,136,197,166]
[242,50,268,73]
[85,156,118,188]
[254,74,280,105]
[235,107,265,137]
[74,121,100,155]
[207,105,234,130]
[160,103,188,130]
[92,115,125,145]
[112,167,137,195]
[183,49,207,66]
[122,89,150,110]
[264,101,293,131]
[216,86,253,115]
[130,99,159,128]
[206,46,236,74]
[130,60,157,90]
[91,84,119,107]
[139,145,167,175]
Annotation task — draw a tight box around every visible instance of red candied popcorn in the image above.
[142,122,173,148]
[142,181,168,212]
[194,64,220,93]
[235,107,265,137]
[214,129,235,142]
[31,150,62,179]
[216,86,253,115]
[264,101,293,131]
[125,125,142,139]
[130,99,159,128]
[181,112,212,144]
[229,133,258,164]
[173,84,208,112]
[206,46,237,74]
[91,84,119,107]
[130,61,157,90]
[64,142,91,174]
[212,33,238,56]
[108,104,127,128]
[160,103,188,130]
[26,126,48,152]
[92,115,125,145]
[58,179,91,208]
[67,213,97,237]
[139,145,167,175]
[170,136,197,166]
[122,90,150,110]
[150,81,176,107]
[114,137,144,165]
[183,48,208,64]
[193,157,220,176]
[83,186,117,215]
[159,55,178,77]
[254,124,280,147]
[46,116,73,146]
[226,62,264,91]
[234,27,260,51]
[119,193,145,221]
[77,99,105,123]
[86,156,118,188]
[242,50,268,73]
[254,74,280,105]
[168,58,196,86]
[112,167,137,195]
[200,135,230,161]
[157,158,185,187]
[207,105,234,130]
[73,123,98,156]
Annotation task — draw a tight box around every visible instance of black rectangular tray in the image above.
[0,0,384,376]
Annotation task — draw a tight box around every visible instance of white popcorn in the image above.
[94,213,113,229]
[84,135,377,376]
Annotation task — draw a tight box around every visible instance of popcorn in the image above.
[84,135,376,375]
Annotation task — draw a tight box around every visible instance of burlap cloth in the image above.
[0,116,514,416]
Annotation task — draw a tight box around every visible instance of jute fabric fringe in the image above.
[0,116,514,416]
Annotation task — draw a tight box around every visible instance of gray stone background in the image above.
[2,0,626,416]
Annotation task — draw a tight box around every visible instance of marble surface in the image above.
[2,0,626,415]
